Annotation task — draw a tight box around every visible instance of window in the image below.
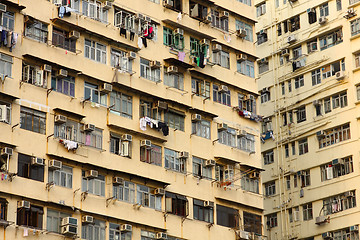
[192,119,211,139]
[82,219,106,240]
[281,83,285,95]
[215,164,234,184]
[140,144,162,166]
[285,144,289,158]
[235,20,253,42]
[265,181,276,196]
[357,85,360,101]
[213,84,231,106]
[191,78,210,98]
[288,208,293,223]
[261,91,270,103]
[109,91,132,119]
[237,0,251,6]
[82,0,108,22]
[0,198,7,220]
[164,111,184,131]
[54,118,80,142]
[172,32,185,51]
[48,165,73,188]
[258,61,269,74]
[266,213,277,228]
[336,0,342,11]
[241,171,259,193]
[294,175,298,188]
[298,138,308,155]
[85,39,107,64]
[213,50,230,68]
[286,176,291,189]
[244,212,262,234]
[81,171,105,196]
[193,199,213,223]
[163,27,173,46]
[164,68,184,90]
[315,100,322,116]
[263,150,274,165]
[52,27,76,52]
[329,227,359,240]
[294,75,304,89]
[141,230,157,240]
[288,81,292,93]
[319,3,329,17]
[51,74,75,97]
[291,142,296,155]
[257,31,268,45]
[321,60,345,79]
[17,204,43,228]
[0,100,11,124]
[218,127,236,147]
[289,15,300,32]
[113,180,135,203]
[277,23,282,36]
[320,156,354,181]
[307,39,318,53]
[84,82,107,106]
[300,169,311,187]
[319,29,343,50]
[59,0,80,11]
[262,118,272,133]
[256,3,266,17]
[109,223,132,240]
[80,126,103,149]
[308,9,317,24]
[190,37,201,56]
[25,20,48,43]
[323,191,356,215]
[163,0,181,10]
[302,203,313,221]
[237,60,255,77]
[293,46,302,60]
[216,205,239,228]
[355,52,360,68]
[319,123,351,148]
[192,157,212,180]
[1,11,14,30]
[324,97,331,113]
[211,10,229,32]
[22,63,49,88]
[332,91,347,109]
[0,53,12,77]
[137,185,162,210]
[165,148,186,173]
[110,49,132,73]
[296,106,306,123]
[46,209,71,233]
[189,2,208,20]
[140,58,161,82]
[238,134,255,152]
[20,107,46,134]
[351,18,360,36]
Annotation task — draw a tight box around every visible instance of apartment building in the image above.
[0,0,263,239]
[256,0,360,239]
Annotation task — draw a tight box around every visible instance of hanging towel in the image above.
[177,12,182,22]
[199,52,205,68]
[142,37,147,48]
[178,51,186,62]
[6,31,11,48]
[120,28,127,38]
[59,6,65,18]
[23,228,29,237]
[2,30,7,46]
[137,37,143,49]
[63,140,79,150]
[130,31,135,41]
[140,117,147,131]
[158,122,169,136]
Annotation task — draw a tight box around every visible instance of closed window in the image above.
[82,219,106,240]
[140,144,162,166]
[357,85,360,101]
[85,39,107,64]
[263,150,274,165]
[296,106,306,123]
[141,230,157,240]
[20,107,46,134]
[244,212,262,235]
[46,209,71,233]
[0,53,12,77]
[17,204,43,229]
[192,119,211,139]
[0,101,11,124]
[163,27,173,46]
[25,20,48,43]
[312,69,321,86]
[191,78,210,98]
[52,28,76,52]
[267,213,277,228]
[213,50,230,68]
[265,181,276,196]
[351,18,360,36]
[218,127,236,147]
[298,138,308,155]
[237,0,251,6]
[294,75,304,89]
[238,134,255,152]
[302,203,313,221]
[193,199,213,223]
[81,171,105,196]
[258,61,269,73]
[140,58,161,82]
[300,169,311,187]
[164,69,184,90]
[84,82,107,106]
[164,148,186,173]
[256,3,266,17]
[80,126,103,149]
[113,180,135,203]
[213,84,231,106]
[332,91,347,109]
[51,74,75,97]
[235,20,253,41]
[307,39,318,53]
[82,0,108,22]
[319,3,329,17]
[0,198,7,220]
[110,49,132,72]
[241,172,259,194]
[109,223,132,240]
[261,91,270,103]
[164,111,184,131]
[237,60,255,77]
[355,52,360,68]
[216,205,239,228]
[318,123,351,148]
[137,184,162,210]
[192,156,212,180]
[336,0,342,11]
[1,11,14,30]
[211,10,228,32]
[109,91,132,119]
[48,165,73,188]
[319,29,343,50]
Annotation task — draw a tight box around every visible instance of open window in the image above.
[189,2,208,21]
[165,192,188,217]
[17,202,43,229]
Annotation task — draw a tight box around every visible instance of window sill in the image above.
[350,33,360,41]
[355,100,360,105]
[349,1,360,8]
[352,66,360,73]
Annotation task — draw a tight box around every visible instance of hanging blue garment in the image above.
[59,6,65,18]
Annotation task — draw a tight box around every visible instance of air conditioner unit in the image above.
[259,57,268,64]
[262,87,270,92]
[319,16,327,24]
[83,124,95,132]
[237,230,250,240]
[49,160,62,170]
[0,105,7,122]
[141,140,152,148]
[204,201,214,208]
[218,123,228,131]
[154,188,165,195]
[350,225,359,232]
[102,1,112,10]
[287,35,296,44]
[61,225,78,236]
[57,69,68,78]
[204,15,212,24]
[213,44,222,52]
[174,28,184,35]
[179,151,189,158]
[237,54,247,61]
[0,3,6,12]
[156,232,168,239]
[120,224,132,232]
[205,159,216,167]
[145,16,152,22]
[100,83,113,93]
[61,217,78,226]
[306,8,315,13]
[345,8,356,18]
[85,170,98,179]
[150,60,161,68]
[335,71,345,80]
[121,134,132,142]
[220,11,229,18]
[167,66,178,73]
[192,114,202,122]
[136,13,145,21]
[31,157,44,166]
[344,191,354,197]
[1,147,13,157]
[219,85,229,93]
[55,115,67,124]
[82,215,94,224]
[309,42,317,52]
[155,101,168,110]
[17,200,30,209]
[236,29,247,38]
[249,172,260,179]
[236,129,247,136]
[289,0,297,2]
[113,177,124,185]
[163,0,174,8]
[316,130,325,138]
[128,51,136,60]
[315,216,327,225]
[53,0,62,6]
[281,49,289,56]
[69,30,80,40]
[200,39,210,45]
[43,64,52,72]
[313,100,321,106]
[322,232,332,239]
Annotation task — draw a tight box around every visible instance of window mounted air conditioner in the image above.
[167,66,178,73]
[154,188,165,195]
[49,160,62,170]
[204,201,214,208]
[350,225,359,232]
[237,54,247,61]
[156,232,168,240]
[200,39,210,45]
[17,200,30,209]
[316,130,325,138]
[1,147,12,157]
[236,29,247,38]
[237,230,250,240]
[55,115,67,124]
[205,159,216,167]
[53,0,62,6]
[212,44,222,52]
[163,0,174,8]
[31,157,44,166]
[236,129,247,136]
[0,105,7,122]
[141,140,152,148]
[0,3,6,12]
[120,224,132,232]
[100,83,113,93]
[83,124,95,132]
[218,123,228,131]
[145,16,152,22]
[344,191,354,197]
[61,217,78,226]
[313,100,321,106]
[220,11,229,18]
[306,8,315,13]
[315,216,327,225]
[69,30,80,40]
[174,28,184,35]
[281,49,289,56]
[82,215,94,224]
[319,16,327,24]
[121,134,132,142]
[249,172,260,179]
[128,51,136,60]
[262,87,270,92]
[204,15,212,24]
[179,151,189,158]
[136,13,145,21]
[61,225,78,236]
[345,8,356,19]
[287,35,296,44]
[103,1,112,10]
[191,114,202,122]
[150,61,161,68]
[322,232,332,239]
[113,177,124,185]
[335,71,345,80]
[85,170,98,179]
[156,101,168,110]
[43,64,52,72]
[258,57,268,64]
[218,85,229,93]
[56,69,68,78]
[309,42,317,52]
